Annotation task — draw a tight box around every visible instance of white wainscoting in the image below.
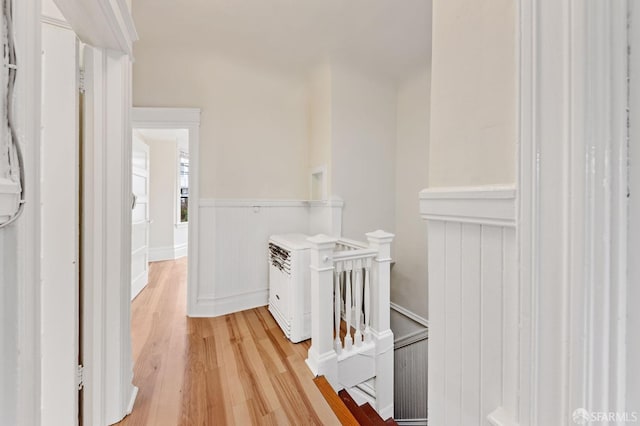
[420,186,517,426]
[191,198,343,317]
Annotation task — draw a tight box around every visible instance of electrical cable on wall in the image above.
[0,0,24,229]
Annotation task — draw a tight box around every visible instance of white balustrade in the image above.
[306,230,394,418]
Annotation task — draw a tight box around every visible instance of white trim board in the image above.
[419,186,516,226]
[199,198,345,208]
[192,289,269,318]
[518,0,629,423]
[148,244,187,262]
[53,0,138,56]
[396,419,428,426]
[390,302,429,328]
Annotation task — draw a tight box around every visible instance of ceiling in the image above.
[132,0,432,81]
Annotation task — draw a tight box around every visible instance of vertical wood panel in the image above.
[502,229,519,420]
[444,222,462,426]
[394,339,428,420]
[480,225,504,421]
[461,223,482,426]
[427,221,446,426]
[195,202,338,316]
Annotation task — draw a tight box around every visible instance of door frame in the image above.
[518,0,629,423]
[132,107,201,315]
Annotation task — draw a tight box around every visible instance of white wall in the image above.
[147,137,177,251]
[392,68,430,320]
[429,0,516,187]
[331,63,397,241]
[133,46,309,199]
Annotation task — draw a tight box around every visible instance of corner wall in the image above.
[392,67,430,320]
[331,64,397,241]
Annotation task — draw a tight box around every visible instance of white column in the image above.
[306,234,339,389]
[366,229,395,419]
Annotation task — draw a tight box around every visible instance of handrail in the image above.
[333,248,378,262]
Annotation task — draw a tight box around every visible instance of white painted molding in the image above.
[200,199,309,208]
[14,0,43,423]
[148,246,176,262]
[148,244,188,262]
[53,0,138,56]
[40,15,72,31]
[390,302,429,329]
[175,243,187,259]
[518,0,629,423]
[193,290,269,318]
[390,302,429,349]
[396,419,428,426]
[199,198,345,208]
[132,107,201,127]
[419,186,516,226]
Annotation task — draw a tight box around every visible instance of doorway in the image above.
[131,108,201,314]
[130,128,190,300]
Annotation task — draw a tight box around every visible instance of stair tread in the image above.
[338,390,372,426]
[384,418,398,425]
[359,403,388,426]
[313,376,360,426]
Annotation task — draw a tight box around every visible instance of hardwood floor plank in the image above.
[117,258,338,425]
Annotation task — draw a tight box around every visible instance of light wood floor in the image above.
[117,258,340,425]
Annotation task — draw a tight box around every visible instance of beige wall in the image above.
[392,67,431,319]
[308,64,333,195]
[133,45,309,199]
[331,63,397,241]
[429,0,516,187]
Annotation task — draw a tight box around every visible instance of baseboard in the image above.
[390,302,429,327]
[148,244,188,262]
[126,386,139,415]
[390,303,429,348]
[174,243,188,259]
[191,289,268,317]
[396,418,428,426]
[131,272,147,301]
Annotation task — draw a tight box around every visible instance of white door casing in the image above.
[519,0,629,423]
[40,20,80,426]
[131,133,150,300]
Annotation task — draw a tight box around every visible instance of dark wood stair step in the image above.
[359,402,388,426]
[338,389,374,425]
[314,375,398,425]
[313,376,359,425]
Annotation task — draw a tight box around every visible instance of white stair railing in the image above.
[306,230,395,419]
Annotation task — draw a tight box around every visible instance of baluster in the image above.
[364,258,372,343]
[344,260,353,351]
[354,259,363,346]
[334,264,342,354]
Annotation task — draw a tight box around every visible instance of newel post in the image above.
[366,229,395,419]
[306,234,339,389]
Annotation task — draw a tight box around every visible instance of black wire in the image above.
[0,0,25,229]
